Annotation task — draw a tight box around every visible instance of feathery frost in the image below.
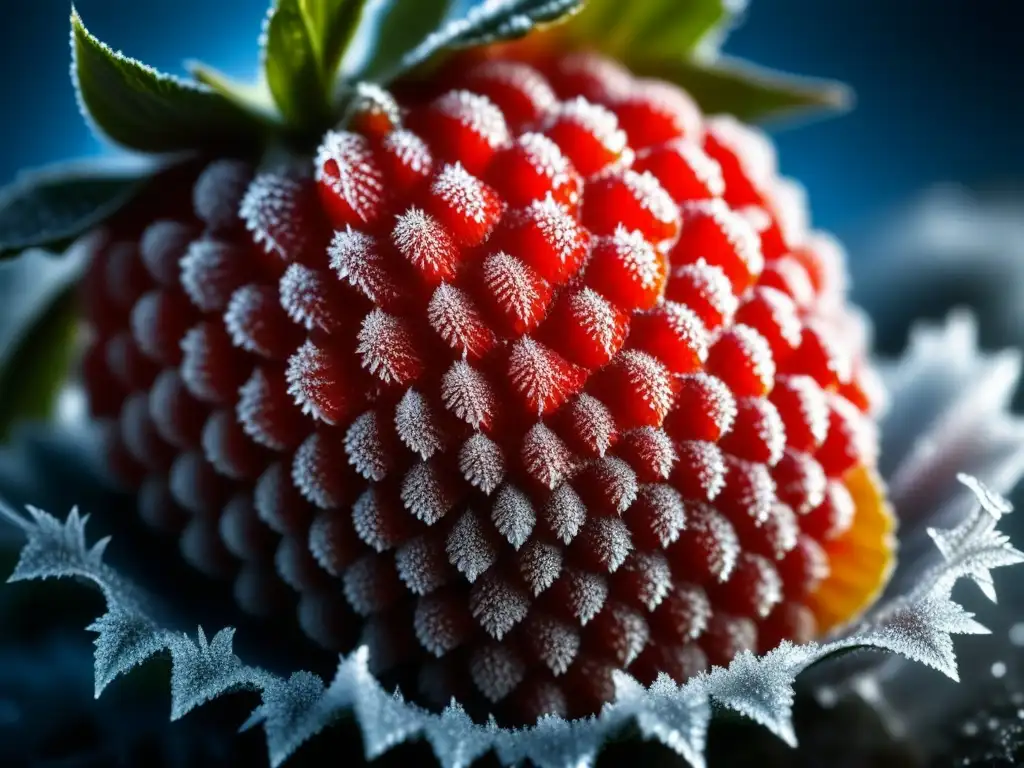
[2,469,1021,767]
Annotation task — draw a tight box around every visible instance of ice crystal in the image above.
[609,225,663,289]
[491,483,536,549]
[344,410,390,481]
[924,475,1024,602]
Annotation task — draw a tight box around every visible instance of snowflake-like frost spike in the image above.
[703,641,816,747]
[254,672,330,767]
[856,592,990,681]
[89,608,170,697]
[169,627,263,720]
[614,671,710,768]
[923,474,1024,602]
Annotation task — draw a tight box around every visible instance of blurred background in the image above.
[2,1,1024,766]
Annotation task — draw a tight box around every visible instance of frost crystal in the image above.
[622,170,678,227]
[344,411,391,481]
[240,174,308,260]
[541,482,587,544]
[279,262,337,333]
[491,483,536,549]
[518,133,573,190]
[458,432,506,494]
[923,474,1024,602]
[521,423,577,489]
[315,130,384,223]
[470,572,530,640]
[609,225,663,289]
[428,283,491,358]
[571,288,624,357]
[396,388,446,460]
[522,195,582,264]
[446,509,497,583]
[549,97,627,155]
[393,208,453,275]
[433,163,497,225]
[565,393,616,456]
[329,227,394,305]
[402,461,455,525]
[441,359,496,429]
[483,252,545,329]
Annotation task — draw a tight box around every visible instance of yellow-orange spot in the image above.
[806,464,896,634]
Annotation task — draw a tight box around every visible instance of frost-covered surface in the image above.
[402,0,585,74]
[1,466,1020,768]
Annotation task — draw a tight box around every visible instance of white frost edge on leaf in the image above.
[2,476,1021,768]
[69,6,229,151]
[400,0,583,74]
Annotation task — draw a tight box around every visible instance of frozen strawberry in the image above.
[77,46,891,727]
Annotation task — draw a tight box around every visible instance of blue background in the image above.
[3,0,1022,242]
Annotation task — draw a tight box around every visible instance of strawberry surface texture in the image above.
[79,49,893,725]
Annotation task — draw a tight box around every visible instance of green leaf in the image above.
[264,0,371,128]
[401,0,584,72]
[552,0,849,123]
[0,252,83,440]
[349,0,454,83]
[0,162,150,260]
[71,8,265,153]
[632,55,853,123]
[569,0,736,58]
[299,0,369,78]
[187,62,280,125]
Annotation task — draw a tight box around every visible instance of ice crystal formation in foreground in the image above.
[0,473,1018,768]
